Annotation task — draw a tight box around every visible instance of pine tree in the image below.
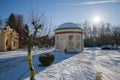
[7,13,24,48]
[7,13,17,30]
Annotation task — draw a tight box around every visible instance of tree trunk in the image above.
[28,47,35,80]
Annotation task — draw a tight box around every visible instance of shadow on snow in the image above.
[20,51,79,80]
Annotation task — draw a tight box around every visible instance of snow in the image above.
[58,22,78,28]
[55,22,82,30]
[39,52,54,57]
[0,48,120,80]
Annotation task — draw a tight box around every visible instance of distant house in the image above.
[54,22,84,52]
[0,26,19,51]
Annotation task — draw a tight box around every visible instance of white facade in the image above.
[55,22,84,52]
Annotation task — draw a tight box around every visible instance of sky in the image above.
[0,0,120,26]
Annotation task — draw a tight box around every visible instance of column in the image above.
[65,34,68,50]
[74,35,76,51]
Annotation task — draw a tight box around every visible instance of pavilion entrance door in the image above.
[68,35,75,52]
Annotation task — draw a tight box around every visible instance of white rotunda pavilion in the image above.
[54,22,84,52]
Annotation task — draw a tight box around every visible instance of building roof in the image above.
[0,26,16,32]
[55,22,83,31]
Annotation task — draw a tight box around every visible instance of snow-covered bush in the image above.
[38,52,55,66]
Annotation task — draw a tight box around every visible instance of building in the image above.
[54,22,84,52]
[0,26,19,51]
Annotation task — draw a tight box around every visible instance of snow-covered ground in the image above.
[0,48,120,80]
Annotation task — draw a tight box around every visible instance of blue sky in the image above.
[0,0,120,26]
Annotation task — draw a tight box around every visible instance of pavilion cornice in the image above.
[55,31,83,34]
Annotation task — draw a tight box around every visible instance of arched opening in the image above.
[6,39,11,51]
[14,41,16,47]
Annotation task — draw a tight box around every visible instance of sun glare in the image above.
[93,16,101,24]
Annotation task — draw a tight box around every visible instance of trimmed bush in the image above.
[38,52,55,66]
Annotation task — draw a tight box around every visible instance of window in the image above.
[76,42,80,48]
[76,35,80,41]
[68,35,74,49]
[55,35,59,41]
[75,35,81,49]
[55,42,59,49]
[61,35,65,40]
[68,42,74,49]
[69,35,74,41]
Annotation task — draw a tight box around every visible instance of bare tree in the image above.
[81,20,120,47]
[112,26,120,45]
[23,11,45,80]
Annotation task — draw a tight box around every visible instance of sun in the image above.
[93,16,101,24]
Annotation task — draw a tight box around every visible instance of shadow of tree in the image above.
[21,51,79,79]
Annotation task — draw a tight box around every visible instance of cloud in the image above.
[58,0,120,6]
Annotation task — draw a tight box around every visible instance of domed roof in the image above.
[55,22,83,31]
